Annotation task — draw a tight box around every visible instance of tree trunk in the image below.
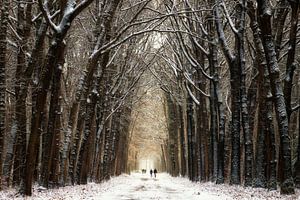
[273,0,289,57]
[101,116,113,180]
[266,99,276,190]
[209,73,218,182]
[178,105,187,177]
[283,0,299,121]
[207,35,218,182]
[295,109,300,187]
[253,72,267,188]
[45,42,66,187]
[25,37,65,195]
[166,94,179,176]
[78,91,97,184]
[13,1,31,188]
[257,0,295,194]
[207,28,225,184]
[248,1,277,189]
[186,94,196,181]
[214,1,246,185]
[238,1,253,187]
[0,0,9,189]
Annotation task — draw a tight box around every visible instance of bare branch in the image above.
[185,82,200,105]
[38,0,59,31]
[214,0,235,62]
[221,2,238,34]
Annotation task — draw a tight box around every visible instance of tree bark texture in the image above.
[0,0,9,189]
[257,0,295,194]
[283,0,299,121]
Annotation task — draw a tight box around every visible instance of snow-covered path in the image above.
[94,173,224,200]
[1,173,300,199]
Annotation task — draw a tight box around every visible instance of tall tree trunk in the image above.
[0,0,9,189]
[248,1,277,189]
[45,43,66,187]
[238,0,253,187]
[253,68,267,188]
[214,0,246,185]
[186,95,195,180]
[248,2,265,188]
[101,115,113,180]
[265,97,277,190]
[207,28,225,184]
[283,0,299,121]
[68,0,121,183]
[25,37,64,195]
[295,109,300,187]
[208,43,218,182]
[178,105,187,177]
[209,72,218,182]
[206,11,223,182]
[166,95,180,176]
[78,91,97,184]
[62,102,79,184]
[229,60,241,185]
[273,0,289,57]
[257,0,295,194]
[217,96,225,184]
[13,1,32,191]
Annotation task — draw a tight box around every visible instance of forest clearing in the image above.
[0,0,299,199]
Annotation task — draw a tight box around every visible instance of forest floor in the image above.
[1,173,299,199]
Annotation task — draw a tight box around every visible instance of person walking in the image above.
[150,169,153,177]
[154,169,157,178]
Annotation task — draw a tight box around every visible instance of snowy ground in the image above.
[1,173,299,200]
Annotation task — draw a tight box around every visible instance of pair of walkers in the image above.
[150,169,157,178]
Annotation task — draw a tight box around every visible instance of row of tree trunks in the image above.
[68,0,121,185]
[164,0,226,184]
[257,0,295,194]
[14,18,48,191]
[214,0,248,185]
[0,0,298,197]
[248,2,277,190]
[163,0,297,195]
[25,0,94,195]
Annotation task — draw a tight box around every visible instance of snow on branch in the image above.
[38,0,59,32]
[38,0,93,33]
[104,61,150,122]
[221,2,238,35]
[91,9,214,58]
[153,52,181,77]
[175,12,209,56]
[183,72,210,98]
[214,1,235,62]
[172,36,213,80]
[185,82,200,105]
[292,104,300,112]
[68,0,94,20]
